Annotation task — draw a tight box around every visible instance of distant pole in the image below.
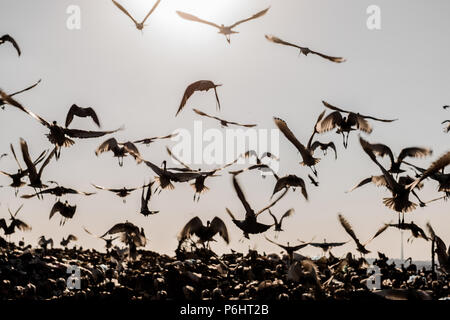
[400,231,404,261]
[431,238,436,279]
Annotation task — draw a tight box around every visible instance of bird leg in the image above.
[411,190,426,207]
[310,166,318,177]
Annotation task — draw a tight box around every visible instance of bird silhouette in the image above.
[83,227,118,250]
[92,183,149,203]
[309,239,347,253]
[21,182,95,200]
[60,234,77,247]
[408,151,450,192]
[38,235,54,250]
[140,181,159,216]
[0,34,21,56]
[101,221,147,260]
[178,216,229,248]
[338,213,379,255]
[177,7,270,43]
[272,175,308,201]
[95,138,141,167]
[426,222,450,273]
[265,236,309,262]
[112,0,161,31]
[134,132,178,146]
[317,101,397,148]
[310,141,337,159]
[0,205,31,239]
[0,79,41,109]
[268,208,295,233]
[265,35,345,63]
[404,161,450,199]
[49,200,77,226]
[226,175,287,239]
[372,221,429,242]
[193,108,256,128]
[176,80,222,116]
[65,104,100,128]
[308,174,319,187]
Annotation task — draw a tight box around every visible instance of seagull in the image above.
[372,221,429,242]
[112,0,161,31]
[178,216,229,248]
[2,92,122,159]
[226,175,287,239]
[177,7,270,43]
[38,236,54,250]
[140,181,159,216]
[338,213,379,255]
[21,182,95,200]
[309,239,347,253]
[95,138,141,167]
[404,161,450,198]
[272,174,308,200]
[0,34,21,56]
[101,222,147,259]
[176,80,222,116]
[60,234,78,247]
[265,236,310,262]
[134,132,178,146]
[408,151,450,192]
[268,208,295,233]
[193,108,256,128]
[92,183,149,203]
[317,101,397,148]
[265,35,345,63]
[83,227,118,250]
[0,205,31,238]
[310,141,337,159]
[0,79,41,109]
[65,104,100,128]
[49,200,77,226]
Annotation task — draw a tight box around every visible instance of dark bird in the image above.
[242,150,279,165]
[274,114,323,176]
[359,137,426,221]
[134,132,178,146]
[101,221,146,250]
[308,174,319,187]
[0,34,21,56]
[0,205,31,237]
[408,151,450,192]
[226,175,287,239]
[310,141,337,159]
[176,80,222,116]
[177,7,270,43]
[38,236,54,250]
[265,236,310,262]
[309,239,347,253]
[178,216,229,248]
[268,208,294,233]
[65,104,100,128]
[360,142,432,174]
[372,222,429,242]
[49,200,77,226]
[0,79,41,109]
[140,181,159,216]
[92,183,149,203]
[405,161,450,198]
[338,213,378,255]
[84,227,118,250]
[272,174,308,200]
[95,138,141,167]
[4,93,122,159]
[426,223,450,273]
[317,101,397,148]
[21,182,95,200]
[20,138,55,193]
[444,105,450,109]
[0,143,46,196]
[193,108,256,128]
[112,0,161,31]
[60,234,78,247]
[265,35,345,63]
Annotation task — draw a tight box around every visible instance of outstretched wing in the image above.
[257,188,288,216]
[338,214,362,246]
[64,126,122,139]
[65,104,100,128]
[279,208,295,225]
[265,35,302,49]
[95,138,118,155]
[112,0,139,25]
[176,11,221,29]
[232,175,253,215]
[10,79,41,97]
[210,217,230,244]
[141,0,161,24]
[409,151,450,190]
[273,117,309,160]
[134,132,178,145]
[178,217,203,241]
[346,175,387,193]
[397,147,432,163]
[309,49,345,63]
[1,34,21,56]
[230,7,270,28]
[20,138,38,181]
[166,147,192,170]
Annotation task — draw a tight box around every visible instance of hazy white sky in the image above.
[0,0,449,260]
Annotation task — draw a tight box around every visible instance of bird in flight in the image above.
[317,101,397,148]
[338,213,380,255]
[272,174,308,201]
[112,0,161,31]
[21,182,95,200]
[408,150,450,192]
[372,221,428,243]
[309,239,347,253]
[140,181,159,216]
[83,227,118,251]
[265,236,310,262]
[176,80,222,116]
[310,141,337,160]
[178,216,229,249]
[0,79,41,109]
[265,35,345,63]
[134,132,178,146]
[0,205,31,239]
[177,7,270,43]
[49,200,77,226]
[405,161,450,199]
[60,234,78,248]
[65,104,100,128]
[268,208,295,235]
[95,138,141,167]
[193,108,256,128]
[0,34,21,56]
[92,183,150,203]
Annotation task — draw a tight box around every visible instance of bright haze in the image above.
[0,0,449,260]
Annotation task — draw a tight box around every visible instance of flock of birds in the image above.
[0,2,449,268]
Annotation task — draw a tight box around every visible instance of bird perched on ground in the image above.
[372,222,428,242]
[84,227,118,250]
[0,79,41,109]
[0,143,46,196]
[0,205,31,237]
[274,113,324,176]
[134,132,178,146]
[20,138,55,193]
[60,234,77,247]
[65,104,100,128]
[272,174,308,200]
[265,35,345,63]
[38,236,53,250]
[310,141,337,159]
[193,108,256,127]
[268,208,294,234]
[265,236,310,262]
[226,175,287,239]
[112,0,161,31]
[309,239,347,253]
[92,183,149,203]
[317,101,397,148]
[95,138,141,166]
[49,200,77,226]
[177,7,270,43]
[338,213,379,255]
[0,34,21,56]
[176,80,222,116]
[140,182,159,216]
[21,182,95,200]
[178,216,229,248]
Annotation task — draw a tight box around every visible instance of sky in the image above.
[0,0,449,261]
